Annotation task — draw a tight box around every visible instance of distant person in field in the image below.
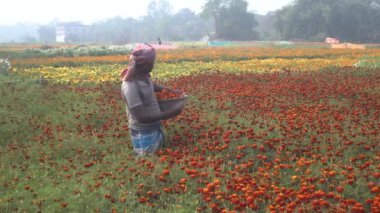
[120,43,184,156]
[157,37,162,45]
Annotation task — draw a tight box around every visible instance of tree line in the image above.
[1,0,380,44]
[275,0,380,43]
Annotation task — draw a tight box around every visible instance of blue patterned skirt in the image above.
[130,127,164,156]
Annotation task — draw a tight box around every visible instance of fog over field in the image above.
[0,0,293,25]
[0,0,379,43]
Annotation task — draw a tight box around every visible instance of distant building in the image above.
[325,37,340,44]
[56,22,88,43]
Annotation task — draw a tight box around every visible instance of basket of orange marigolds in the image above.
[155,89,188,112]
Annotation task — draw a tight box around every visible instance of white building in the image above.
[56,22,88,43]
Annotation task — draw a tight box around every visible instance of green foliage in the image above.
[1,45,133,59]
[202,0,258,40]
[22,45,133,58]
[217,0,258,40]
[255,13,281,41]
[354,56,380,68]
[169,9,212,41]
[38,25,56,43]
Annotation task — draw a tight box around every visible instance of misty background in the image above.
[1,0,380,44]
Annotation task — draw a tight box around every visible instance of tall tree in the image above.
[255,12,280,40]
[201,0,225,37]
[145,0,173,41]
[170,8,212,40]
[38,25,56,43]
[328,0,380,42]
[275,0,331,41]
[202,0,258,40]
[147,0,172,18]
[88,17,136,44]
[274,0,380,42]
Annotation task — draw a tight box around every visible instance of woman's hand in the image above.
[161,101,185,120]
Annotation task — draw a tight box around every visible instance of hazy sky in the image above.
[1,0,294,25]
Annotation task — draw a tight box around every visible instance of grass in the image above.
[355,56,380,68]
[0,47,379,212]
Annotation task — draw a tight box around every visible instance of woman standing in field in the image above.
[121,44,184,156]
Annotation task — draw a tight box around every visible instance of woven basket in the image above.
[158,95,187,111]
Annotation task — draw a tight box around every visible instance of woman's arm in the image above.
[153,82,165,92]
[129,101,185,123]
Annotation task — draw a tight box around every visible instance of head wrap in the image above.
[121,44,156,81]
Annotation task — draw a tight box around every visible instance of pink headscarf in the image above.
[120,44,156,81]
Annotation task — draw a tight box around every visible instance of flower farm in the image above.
[0,45,379,212]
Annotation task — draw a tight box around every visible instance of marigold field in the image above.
[1,46,379,212]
